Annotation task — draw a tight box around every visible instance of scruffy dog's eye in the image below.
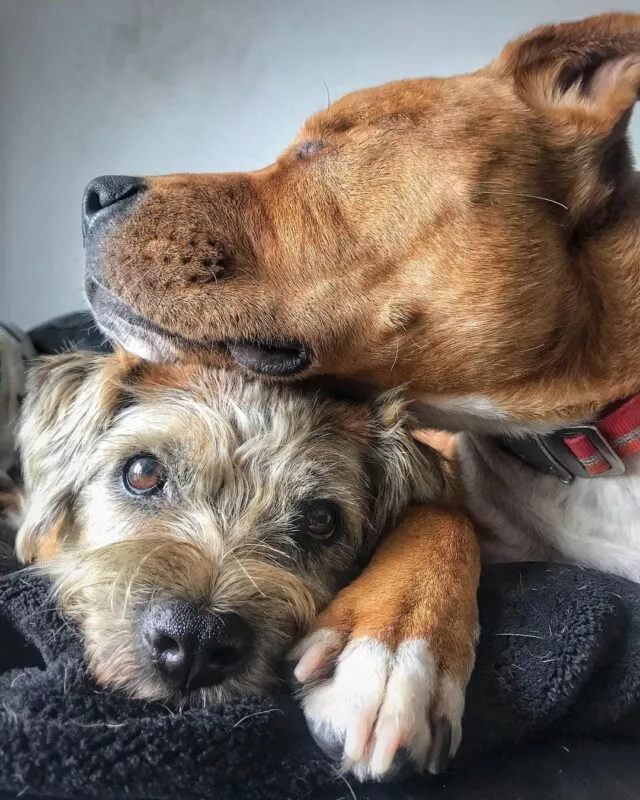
[122,455,166,497]
[302,500,339,541]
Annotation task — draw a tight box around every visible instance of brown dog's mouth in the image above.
[87,278,312,374]
[224,340,312,376]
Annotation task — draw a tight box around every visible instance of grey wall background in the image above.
[1,0,640,328]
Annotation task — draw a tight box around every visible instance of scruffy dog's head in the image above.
[16,350,443,703]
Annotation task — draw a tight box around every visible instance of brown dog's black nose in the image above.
[82,175,146,238]
[141,600,253,692]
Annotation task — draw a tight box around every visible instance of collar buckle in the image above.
[552,424,626,480]
[500,424,626,484]
[527,436,575,484]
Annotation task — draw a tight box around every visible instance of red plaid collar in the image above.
[499,396,640,483]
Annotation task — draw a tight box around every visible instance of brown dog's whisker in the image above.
[475,190,569,211]
[322,80,332,110]
[147,262,188,327]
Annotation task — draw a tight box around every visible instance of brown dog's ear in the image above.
[368,391,447,536]
[493,14,640,123]
[16,348,142,563]
[492,13,640,219]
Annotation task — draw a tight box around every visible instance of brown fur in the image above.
[81,13,640,774]
[314,505,479,681]
[36,517,63,561]
[89,13,640,427]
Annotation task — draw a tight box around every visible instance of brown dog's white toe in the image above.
[295,634,459,780]
[291,506,479,782]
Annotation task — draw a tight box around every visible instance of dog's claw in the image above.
[374,749,414,783]
[426,718,452,775]
[307,719,346,761]
[308,714,452,781]
[293,632,464,782]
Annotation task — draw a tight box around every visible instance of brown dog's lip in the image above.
[224,340,312,377]
[87,279,313,373]
[86,278,187,361]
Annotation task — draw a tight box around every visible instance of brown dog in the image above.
[80,11,640,779]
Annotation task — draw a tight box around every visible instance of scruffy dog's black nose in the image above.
[82,175,146,238]
[141,600,253,692]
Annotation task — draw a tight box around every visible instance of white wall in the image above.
[1,0,639,329]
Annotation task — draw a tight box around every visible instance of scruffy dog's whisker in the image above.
[15,349,444,704]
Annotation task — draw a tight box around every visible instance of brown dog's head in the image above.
[84,14,640,431]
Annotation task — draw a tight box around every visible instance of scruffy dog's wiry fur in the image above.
[15,349,444,705]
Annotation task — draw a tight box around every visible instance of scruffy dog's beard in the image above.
[46,535,320,703]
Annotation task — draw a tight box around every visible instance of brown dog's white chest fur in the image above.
[416,389,640,582]
[459,435,640,582]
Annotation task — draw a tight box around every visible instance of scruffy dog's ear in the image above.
[491,13,640,221]
[368,391,449,535]
[16,349,140,563]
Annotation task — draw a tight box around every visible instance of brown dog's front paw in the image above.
[289,505,479,782]
[291,626,468,781]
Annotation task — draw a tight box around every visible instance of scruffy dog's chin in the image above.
[173,664,282,708]
[118,665,281,708]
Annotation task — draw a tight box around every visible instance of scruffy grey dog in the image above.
[14,349,443,705]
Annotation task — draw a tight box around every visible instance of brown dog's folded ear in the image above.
[16,348,143,563]
[491,13,640,220]
[368,391,448,536]
[493,13,640,123]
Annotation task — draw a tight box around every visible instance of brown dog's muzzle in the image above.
[82,174,313,376]
[82,174,179,363]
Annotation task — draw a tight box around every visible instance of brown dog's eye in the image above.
[123,455,166,497]
[297,140,326,158]
[302,500,339,541]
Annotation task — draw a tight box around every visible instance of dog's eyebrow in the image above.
[307,112,353,138]
[322,115,353,135]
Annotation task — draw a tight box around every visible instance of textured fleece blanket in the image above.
[1,519,640,800]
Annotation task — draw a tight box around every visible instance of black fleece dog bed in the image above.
[2,521,640,800]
